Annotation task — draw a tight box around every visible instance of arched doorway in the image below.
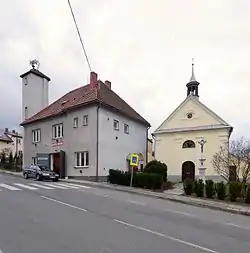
[182,161,195,181]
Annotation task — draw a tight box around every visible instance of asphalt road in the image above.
[1,173,250,253]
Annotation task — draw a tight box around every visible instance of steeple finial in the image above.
[190,58,196,82]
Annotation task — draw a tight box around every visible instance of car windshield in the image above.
[38,166,50,171]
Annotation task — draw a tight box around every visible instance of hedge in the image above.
[108,169,163,190]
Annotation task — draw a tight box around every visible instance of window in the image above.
[24,106,28,119]
[24,77,28,85]
[124,124,129,134]
[83,115,88,126]
[32,129,41,143]
[52,123,63,139]
[73,117,78,128]
[187,113,193,119]
[113,120,119,130]
[74,151,89,167]
[17,138,21,144]
[182,140,196,148]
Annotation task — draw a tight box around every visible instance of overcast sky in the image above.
[0,0,250,139]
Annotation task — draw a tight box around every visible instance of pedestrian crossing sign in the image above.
[130,153,139,166]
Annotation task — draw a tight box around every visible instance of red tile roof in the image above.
[20,81,150,127]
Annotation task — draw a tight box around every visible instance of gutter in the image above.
[96,104,100,182]
[146,127,149,164]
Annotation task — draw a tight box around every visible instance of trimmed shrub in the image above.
[245,184,250,204]
[144,160,167,182]
[229,182,242,202]
[195,179,204,197]
[108,169,163,190]
[215,181,226,200]
[205,180,215,199]
[183,178,193,196]
[193,180,198,196]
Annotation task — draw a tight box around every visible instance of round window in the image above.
[187,113,193,119]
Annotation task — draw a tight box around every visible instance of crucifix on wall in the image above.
[198,138,207,154]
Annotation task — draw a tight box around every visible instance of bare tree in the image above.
[212,137,250,183]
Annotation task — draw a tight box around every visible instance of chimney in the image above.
[90,71,98,89]
[105,80,111,89]
[5,128,8,133]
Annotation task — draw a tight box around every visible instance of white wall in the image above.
[154,128,229,179]
[22,73,49,121]
[98,107,148,176]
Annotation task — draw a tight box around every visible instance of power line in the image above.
[67,0,92,72]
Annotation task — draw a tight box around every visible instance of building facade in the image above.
[0,128,23,156]
[153,64,233,182]
[21,69,150,180]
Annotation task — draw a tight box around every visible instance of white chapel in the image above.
[152,63,233,182]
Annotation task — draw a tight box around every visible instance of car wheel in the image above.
[24,173,28,179]
[52,178,58,182]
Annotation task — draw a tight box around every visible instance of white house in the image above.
[20,63,150,181]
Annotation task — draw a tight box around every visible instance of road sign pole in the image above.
[130,166,134,187]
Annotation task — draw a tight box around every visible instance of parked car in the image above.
[23,164,59,181]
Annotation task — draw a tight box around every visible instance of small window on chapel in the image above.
[182,140,195,148]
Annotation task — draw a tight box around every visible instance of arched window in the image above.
[182,140,196,148]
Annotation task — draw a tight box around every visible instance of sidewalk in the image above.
[1,169,250,216]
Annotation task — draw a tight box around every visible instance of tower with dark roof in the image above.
[186,61,200,97]
[20,60,51,122]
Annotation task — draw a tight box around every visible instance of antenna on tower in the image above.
[29,59,40,70]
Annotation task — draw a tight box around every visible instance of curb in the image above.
[1,171,249,217]
[0,170,22,178]
[62,179,250,217]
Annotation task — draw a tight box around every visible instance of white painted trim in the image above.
[153,124,231,135]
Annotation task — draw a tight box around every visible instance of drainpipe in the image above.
[146,127,149,165]
[96,104,100,182]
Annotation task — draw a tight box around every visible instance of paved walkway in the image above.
[1,169,250,216]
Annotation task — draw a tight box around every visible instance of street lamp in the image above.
[198,138,207,182]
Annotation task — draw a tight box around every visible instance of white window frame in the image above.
[83,115,88,126]
[74,151,89,167]
[52,123,63,139]
[113,120,119,130]
[124,124,129,134]
[73,117,78,128]
[32,129,41,143]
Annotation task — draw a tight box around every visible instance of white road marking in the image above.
[164,208,196,217]
[42,183,68,189]
[114,219,218,253]
[13,183,38,190]
[55,183,80,189]
[67,183,91,189]
[29,183,54,190]
[127,200,146,206]
[225,222,250,230]
[0,183,21,191]
[41,196,87,212]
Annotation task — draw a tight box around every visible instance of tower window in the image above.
[24,77,28,85]
[182,140,196,148]
[187,113,193,119]
[24,106,28,119]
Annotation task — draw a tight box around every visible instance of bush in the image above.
[245,184,250,204]
[205,180,215,199]
[195,179,204,197]
[183,178,193,196]
[108,169,163,190]
[144,160,167,182]
[215,181,226,200]
[193,180,198,196]
[229,182,242,202]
